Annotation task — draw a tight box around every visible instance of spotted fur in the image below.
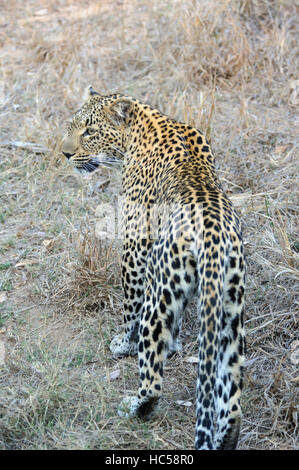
[61,87,246,450]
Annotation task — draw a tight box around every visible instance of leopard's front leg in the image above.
[117,239,196,419]
[110,239,150,358]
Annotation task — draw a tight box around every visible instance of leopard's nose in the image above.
[62,152,74,160]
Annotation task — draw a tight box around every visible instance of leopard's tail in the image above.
[194,241,223,450]
[195,235,245,450]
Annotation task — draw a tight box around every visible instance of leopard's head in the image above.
[61,87,134,173]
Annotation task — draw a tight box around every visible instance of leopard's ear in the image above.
[104,97,134,126]
[83,85,101,101]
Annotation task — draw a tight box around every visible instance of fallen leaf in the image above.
[110,369,121,380]
[104,369,121,381]
[274,145,289,154]
[93,179,110,192]
[35,8,48,16]
[0,292,7,303]
[42,239,55,250]
[184,356,198,364]
[0,340,5,365]
[291,340,299,350]
[176,400,192,407]
[290,340,299,366]
[15,259,39,268]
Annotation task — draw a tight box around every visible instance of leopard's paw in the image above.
[110,334,138,358]
[118,395,159,420]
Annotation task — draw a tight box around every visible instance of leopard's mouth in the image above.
[75,154,123,173]
[75,158,100,173]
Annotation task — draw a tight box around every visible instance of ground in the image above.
[0,0,298,450]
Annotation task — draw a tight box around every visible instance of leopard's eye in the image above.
[83,127,97,137]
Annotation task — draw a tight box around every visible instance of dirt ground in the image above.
[0,0,298,450]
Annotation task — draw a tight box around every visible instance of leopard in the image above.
[61,86,246,450]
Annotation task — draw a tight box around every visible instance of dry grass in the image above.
[0,0,298,450]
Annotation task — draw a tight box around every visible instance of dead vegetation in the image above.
[0,0,298,450]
